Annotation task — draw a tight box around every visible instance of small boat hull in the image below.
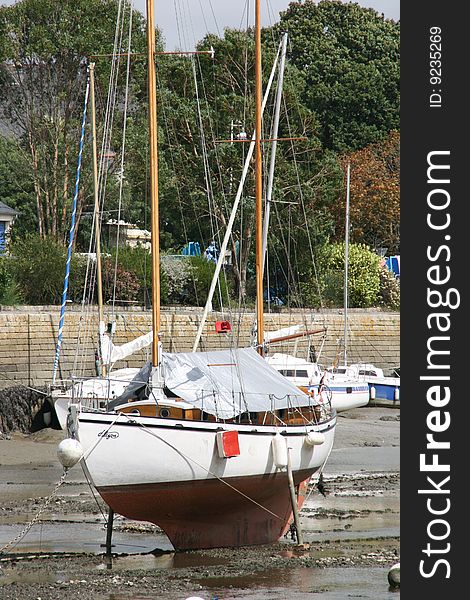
[368,378,400,407]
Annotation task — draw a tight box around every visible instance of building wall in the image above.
[0,307,400,389]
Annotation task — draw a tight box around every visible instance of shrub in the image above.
[9,235,86,305]
[378,267,400,310]
[304,242,381,308]
[161,255,230,308]
[0,255,22,305]
[102,257,141,304]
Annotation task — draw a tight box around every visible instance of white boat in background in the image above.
[266,352,369,412]
[327,363,400,407]
[331,164,400,408]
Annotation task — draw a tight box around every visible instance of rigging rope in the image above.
[52,73,90,385]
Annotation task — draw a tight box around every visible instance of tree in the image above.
[0,135,37,237]
[150,27,340,302]
[276,0,400,151]
[334,130,400,254]
[0,0,148,244]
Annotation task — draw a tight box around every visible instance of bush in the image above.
[161,255,230,308]
[304,242,381,308]
[378,267,400,310]
[9,235,87,305]
[0,255,22,305]
[102,257,141,304]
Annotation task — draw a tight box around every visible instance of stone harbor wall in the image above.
[0,306,400,389]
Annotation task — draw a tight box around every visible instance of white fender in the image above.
[304,431,325,446]
[271,433,288,468]
[370,385,376,400]
[394,387,400,401]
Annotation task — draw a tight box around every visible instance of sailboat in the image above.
[326,164,400,406]
[58,0,336,550]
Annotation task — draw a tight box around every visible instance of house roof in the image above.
[0,201,18,216]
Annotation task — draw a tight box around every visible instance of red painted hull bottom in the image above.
[98,469,314,550]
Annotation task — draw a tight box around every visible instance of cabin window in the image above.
[159,407,171,418]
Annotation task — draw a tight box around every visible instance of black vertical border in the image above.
[401,1,467,596]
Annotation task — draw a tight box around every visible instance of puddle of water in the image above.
[104,566,399,600]
[0,521,172,555]
[95,552,230,572]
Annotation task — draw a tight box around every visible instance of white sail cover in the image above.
[161,347,312,418]
[264,324,301,342]
[101,331,153,367]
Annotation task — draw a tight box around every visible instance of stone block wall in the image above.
[0,306,400,389]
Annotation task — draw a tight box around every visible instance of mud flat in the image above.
[0,407,399,599]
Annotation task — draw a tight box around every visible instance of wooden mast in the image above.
[146,0,161,367]
[255,0,264,355]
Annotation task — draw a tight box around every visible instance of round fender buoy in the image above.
[387,562,400,588]
[57,438,83,469]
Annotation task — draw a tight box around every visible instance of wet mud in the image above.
[0,407,400,599]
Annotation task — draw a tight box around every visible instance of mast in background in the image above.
[343,163,351,366]
[89,63,106,375]
[254,0,264,355]
[262,32,288,275]
[146,0,161,367]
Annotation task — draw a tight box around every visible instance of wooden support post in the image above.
[286,447,304,545]
[105,507,114,555]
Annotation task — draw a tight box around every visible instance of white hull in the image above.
[266,353,369,412]
[312,382,369,412]
[70,407,336,549]
[75,410,335,488]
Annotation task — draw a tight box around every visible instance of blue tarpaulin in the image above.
[385,255,400,278]
[182,241,201,256]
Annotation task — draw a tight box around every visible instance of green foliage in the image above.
[304,242,381,308]
[378,267,400,310]
[276,0,400,151]
[161,255,229,308]
[0,0,400,306]
[185,256,230,309]
[0,256,23,305]
[0,136,37,238]
[0,0,151,243]
[8,234,86,304]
